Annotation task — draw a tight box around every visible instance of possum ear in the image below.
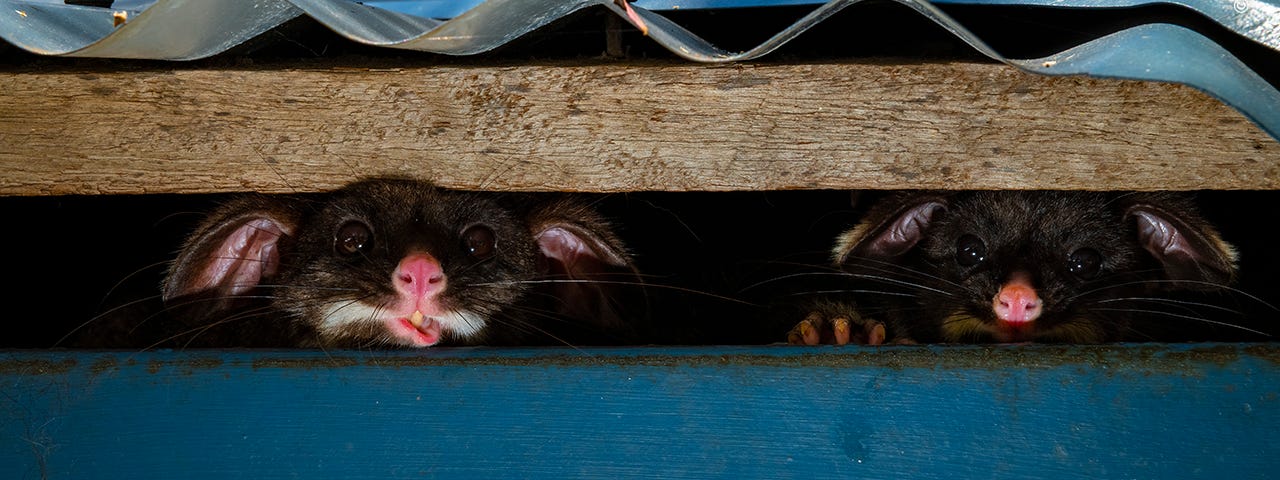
[834,193,948,265]
[163,196,302,303]
[1125,199,1238,286]
[527,199,638,326]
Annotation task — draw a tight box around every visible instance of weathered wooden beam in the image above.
[1,60,1276,195]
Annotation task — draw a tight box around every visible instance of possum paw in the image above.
[787,309,886,346]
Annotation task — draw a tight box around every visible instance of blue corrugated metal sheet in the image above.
[3,344,1279,478]
[3,0,1278,139]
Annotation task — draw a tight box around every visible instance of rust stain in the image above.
[231,344,1280,376]
[177,358,225,374]
[1160,344,1246,368]
[90,357,118,375]
[144,357,226,375]
[1243,344,1280,366]
[253,357,359,370]
[3,344,1277,378]
[0,358,76,375]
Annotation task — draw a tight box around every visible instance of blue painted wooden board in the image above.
[3,344,1278,479]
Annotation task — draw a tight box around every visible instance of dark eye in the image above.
[335,220,373,256]
[955,234,986,267]
[462,224,497,259]
[1067,248,1103,279]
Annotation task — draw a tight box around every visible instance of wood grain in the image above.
[1,60,1276,195]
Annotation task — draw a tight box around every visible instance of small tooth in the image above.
[410,311,425,327]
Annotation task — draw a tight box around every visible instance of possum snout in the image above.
[993,273,1041,325]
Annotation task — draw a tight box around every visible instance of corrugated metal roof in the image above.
[3,0,1279,138]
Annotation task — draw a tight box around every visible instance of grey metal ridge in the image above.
[927,0,1280,52]
[354,0,1280,52]
[1,0,1277,138]
[2,1,301,59]
[603,0,1280,138]
[290,0,600,55]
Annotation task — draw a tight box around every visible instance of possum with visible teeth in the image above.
[788,191,1263,345]
[72,178,645,348]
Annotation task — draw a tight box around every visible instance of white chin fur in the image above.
[317,302,487,339]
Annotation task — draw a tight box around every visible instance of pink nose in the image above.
[993,275,1041,324]
[394,253,446,298]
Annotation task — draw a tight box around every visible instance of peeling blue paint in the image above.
[2,344,1278,479]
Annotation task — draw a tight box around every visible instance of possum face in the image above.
[912,192,1145,342]
[162,178,638,348]
[271,181,539,347]
[832,191,1239,343]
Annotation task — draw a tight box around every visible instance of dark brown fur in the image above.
[791,191,1256,344]
[69,178,644,348]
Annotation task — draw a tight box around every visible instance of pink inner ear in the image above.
[1132,211,1196,262]
[534,225,632,325]
[536,227,623,277]
[867,202,945,258]
[1129,207,1239,285]
[194,218,289,296]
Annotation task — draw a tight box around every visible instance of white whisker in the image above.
[1091,307,1271,337]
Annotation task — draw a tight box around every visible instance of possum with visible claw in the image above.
[788,191,1263,345]
[71,178,645,348]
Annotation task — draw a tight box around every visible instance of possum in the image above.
[786,191,1263,345]
[70,178,645,348]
